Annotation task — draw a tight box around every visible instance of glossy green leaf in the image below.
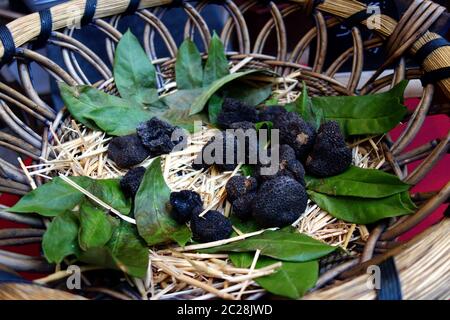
[9,177,130,217]
[223,81,273,106]
[308,190,416,224]
[286,84,323,129]
[189,70,265,115]
[230,253,318,299]
[307,80,408,136]
[114,30,158,105]
[84,106,152,136]
[255,121,273,131]
[202,229,336,262]
[240,165,255,177]
[8,176,92,216]
[43,211,80,263]
[203,32,229,86]
[176,39,203,90]
[305,166,411,198]
[265,96,279,106]
[59,83,131,130]
[80,220,149,278]
[78,202,115,250]
[107,220,149,278]
[208,94,223,125]
[134,158,192,246]
[89,179,131,215]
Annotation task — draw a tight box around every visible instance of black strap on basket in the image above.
[377,257,403,300]
[421,67,450,86]
[33,9,53,49]
[0,25,16,67]
[169,0,185,7]
[343,10,374,28]
[415,38,450,65]
[124,0,141,15]
[81,0,98,26]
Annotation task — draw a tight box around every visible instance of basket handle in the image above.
[0,0,449,97]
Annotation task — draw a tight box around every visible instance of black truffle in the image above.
[137,117,183,156]
[232,192,256,220]
[120,166,146,198]
[225,176,258,202]
[191,209,233,243]
[192,131,245,172]
[258,105,287,123]
[305,121,352,177]
[253,176,307,228]
[273,112,316,160]
[169,190,203,224]
[108,134,151,168]
[255,144,305,185]
[217,98,258,129]
[229,121,256,131]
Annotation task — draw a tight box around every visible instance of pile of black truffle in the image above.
[108,117,183,199]
[193,98,352,239]
[108,98,352,244]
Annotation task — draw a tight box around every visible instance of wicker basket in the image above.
[0,0,449,300]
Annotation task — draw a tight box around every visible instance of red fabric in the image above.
[390,98,450,241]
[0,100,448,279]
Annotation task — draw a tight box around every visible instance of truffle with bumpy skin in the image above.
[225,176,258,202]
[253,176,307,228]
[232,193,256,220]
[137,117,182,156]
[120,166,146,198]
[190,209,233,243]
[169,190,203,224]
[108,134,151,168]
[273,112,316,160]
[192,131,245,172]
[229,121,256,131]
[255,144,305,185]
[258,105,287,123]
[305,121,352,177]
[217,98,258,129]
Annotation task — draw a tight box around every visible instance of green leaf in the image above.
[240,165,255,177]
[8,177,131,217]
[43,211,80,264]
[8,176,92,216]
[89,179,131,215]
[308,190,416,224]
[230,253,318,299]
[114,30,158,105]
[78,201,115,250]
[189,70,265,116]
[230,215,261,234]
[84,106,152,136]
[305,166,411,198]
[202,229,336,262]
[208,94,224,125]
[134,158,192,246]
[59,83,131,131]
[176,39,203,90]
[307,80,408,136]
[107,220,149,278]
[255,121,273,131]
[289,84,323,129]
[80,220,149,278]
[223,81,273,106]
[203,32,229,86]
[265,97,279,106]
